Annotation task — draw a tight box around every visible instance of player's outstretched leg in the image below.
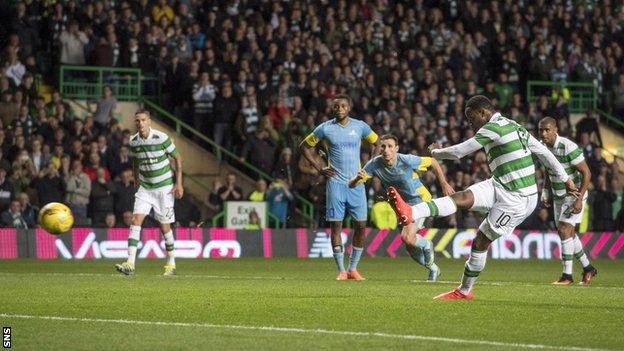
[388,187,458,226]
[434,231,491,301]
[115,224,141,275]
[400,223,440,281]
[574,235,597,285]
[162,225,176,276]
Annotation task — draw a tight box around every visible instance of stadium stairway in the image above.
[68,99,259,220]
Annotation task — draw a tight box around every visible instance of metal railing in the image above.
[58,65,315,225]
[596,108,624,130]
[142,98,315,225]
[526,81,597,114]
[59,65,142,101]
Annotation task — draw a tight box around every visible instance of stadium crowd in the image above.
[0,0,624,230]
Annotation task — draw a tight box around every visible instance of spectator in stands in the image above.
[521,208,555,231]
[243,210,262,230]
[613,73,624,117]
[212,83,239,151]
[240,128,276,176]
[64,159,91,224]
[59,21,88,65]
[174,189,200,227]
[104,212,116,228]
[217,173,243,203]
[17,192,37,227]
[28,138,48,175]
[592,175,617,231]
[206,179,223,219]
[90,167,115,226]
[588,147,608,185]
[266,177,294,228]
[91,85,116,128]
[108,145,131,179]
[192,72,216,136]
[113,168,134,218]
[0,199,28,228]
[0,91,18,127]
[83,151,111,182]
[12,105,35,137]
[272,147,295,187]
[248,179,267,202]
[0,168,14,212]
[0,148,10,172]
[30,163,64,206]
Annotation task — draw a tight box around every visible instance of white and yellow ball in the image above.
[38,202,74,235]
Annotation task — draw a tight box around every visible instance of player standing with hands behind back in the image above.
[300,95,379,281]
[116,109,183,276]
[538,117,597,285]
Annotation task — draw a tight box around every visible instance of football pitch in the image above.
[0,258,622,351]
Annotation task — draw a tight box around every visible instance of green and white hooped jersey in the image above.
[545,135,584,199]
[474,113,537,196]
[129,128,178,189]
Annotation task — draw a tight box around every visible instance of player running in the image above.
[300,94,379,281]
[388,95,579,300]
[349,134,454,281]
[538,117,597,285]
[116,109,183,276]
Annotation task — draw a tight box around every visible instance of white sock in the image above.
[163,230,175,266]
[561,238,574,275]
[411,197,457,220]
[127,225,141,266]
[459,249,487,294]
[573,235,591,268]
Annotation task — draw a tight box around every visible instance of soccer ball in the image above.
[38,202,74,235]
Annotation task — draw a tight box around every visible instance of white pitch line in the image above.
[409,279,624,291]
[0,313,615,351]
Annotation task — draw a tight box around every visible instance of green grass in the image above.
[0,258,622,350]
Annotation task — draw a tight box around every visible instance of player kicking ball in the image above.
[349,134,454,281]
[300,94,379,281]
[538,117,597,285]
[388,95,579,300]
[116,109,184,276]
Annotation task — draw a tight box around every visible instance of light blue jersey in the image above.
[363,154,433,206]
[305,117,378,184]
[304,117,378,221]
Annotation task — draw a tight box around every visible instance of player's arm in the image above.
[428,158,455,196]
[569,159,591,214]
[132,158,140,190]
[541,172,551,208]
[362,125,380,156]
[349,169,371,188]
[429,138,483,160]
[527,134,579,198]
[165,137,184,199]
[300,127,335,178]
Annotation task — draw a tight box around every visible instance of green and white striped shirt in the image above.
[431,113,569,197]
[129,128,179,189]
[545,135,585,199]
[473,113,538,195]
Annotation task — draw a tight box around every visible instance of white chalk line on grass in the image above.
[409,279,624,291]
[0,313,615,351]
[1,271,622,290]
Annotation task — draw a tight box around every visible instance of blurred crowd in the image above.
[1,0,624,230]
